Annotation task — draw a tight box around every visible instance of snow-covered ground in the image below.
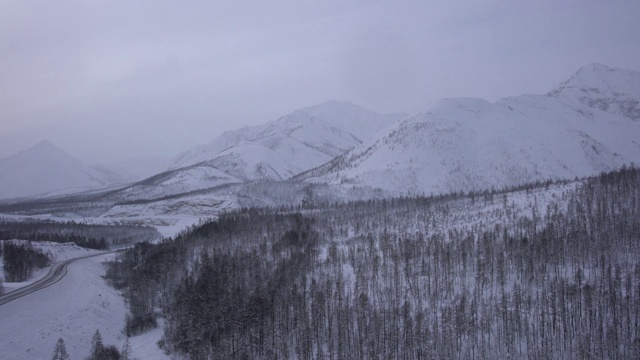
[96,193,237,238]
[0,252,168,360]
[0,241,105,293]
[0,253,125,359]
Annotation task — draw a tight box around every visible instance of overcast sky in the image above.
[1,0,639,164]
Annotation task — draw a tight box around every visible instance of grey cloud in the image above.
[1,0,639,163]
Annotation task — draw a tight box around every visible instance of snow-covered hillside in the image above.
[297,64,640,194]
[548,63,640,121]
[99,193,236,237]
[81,101,403,212]
[4,65,639,229]
[112,164,241,202]
[0,140,125,200]
[168,101,405,181]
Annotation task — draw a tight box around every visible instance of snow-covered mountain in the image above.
[547,63,640,121]
[0,140,124,199]
[297,64,640,195]
[163,101,405,184]
[7,65,639,218]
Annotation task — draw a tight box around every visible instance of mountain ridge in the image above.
[141,101,407,196]
[296,64,640,195]
[4,64,639,203]
[547,63,640,121]
[170,100,406,170]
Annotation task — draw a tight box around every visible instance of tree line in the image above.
[0,220,160,249]
[1,241,50,282]
[105,165,640,359]
[51,330,130,360]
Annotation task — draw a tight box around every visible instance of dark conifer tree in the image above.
[51,338,69,360]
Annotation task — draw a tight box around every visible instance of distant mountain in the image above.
[0,140,124,199]
[164,100,405,184]
[296,64,640,195]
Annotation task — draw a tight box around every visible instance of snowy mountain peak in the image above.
[3,139,78,166]
[299,64,640,195]
[547,64,640,120]
[32,139,58,150]
[20,139,69,158]
[549,63,640,96]
[574,62,616,77]
[169,101,406,173]
[0,141,123,199]
[581,62,614,72]
[151,101,407,197]
[278,100,405,142]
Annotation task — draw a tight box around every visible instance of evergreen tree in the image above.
[102,167,640,359]
[86,329,121,360]
[89,329,103,359]
[51,338,69,360]
[121,337,132,360]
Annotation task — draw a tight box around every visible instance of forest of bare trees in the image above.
[0,220,160,249]
[106,166,640,359]
[1,241,50,282]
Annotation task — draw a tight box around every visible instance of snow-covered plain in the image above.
[0,252,168,360]
[0,254,126,360]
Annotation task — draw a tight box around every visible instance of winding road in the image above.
[0,252,111,306]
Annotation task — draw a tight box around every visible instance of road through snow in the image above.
[0,252,110,306]
[0,253,128,359]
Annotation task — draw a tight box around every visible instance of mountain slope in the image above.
[171,100,403,171]
[548,63,640,121]
[0,140,123,199]
[147,101,406,192]
[297,64,640,195]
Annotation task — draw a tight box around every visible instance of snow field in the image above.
[0,254,125,360]
[0,251,169,359]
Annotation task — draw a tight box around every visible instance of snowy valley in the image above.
[1,64,640,359]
